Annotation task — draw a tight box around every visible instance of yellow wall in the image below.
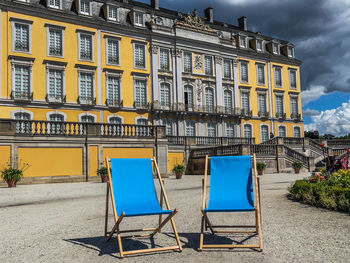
[0,146,11,168]
[18,147,83,177]
[89,146,98,177]
[103,147,154,159]
[168,152,184,172]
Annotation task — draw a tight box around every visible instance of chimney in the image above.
[151,0,159,10]
[204,7,214,23]
[238,16,247,31]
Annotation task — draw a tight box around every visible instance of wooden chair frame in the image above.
[199,154,263,251]
[104,157,182,258]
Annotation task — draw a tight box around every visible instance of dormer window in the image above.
[287,46,294,58]
[79,0,91,16]
[134,12,144,27]
[239,35,247,48]
[108,6,118,22]
[273,43,279,55]
[48,0,61,9]
[256,39,263,52]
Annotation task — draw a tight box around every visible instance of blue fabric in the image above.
[205,155,255,212]
[110,158,172,217]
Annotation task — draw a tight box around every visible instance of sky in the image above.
[137,0,350,136]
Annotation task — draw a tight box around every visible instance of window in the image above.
[226,123,235,137]
[47,69,63,102]
[108,117,122,136]
[205,87,214,112]
[273,43,279,54]
[48,0,61,9]
[79,72,94,104]
[274,67,282,87]
[184,85,194,110]
[106,75,121,106]
[134,12,144,27]
[258,94,267,114]
[134,43,146,69]
[207,123,216,137]
[81,115,95,123]
[134,79,147,108]
[256,39,263,51]
[136,118,148,125]
[240,61,249,83]
[14,112,31,133]
[186,121,195,136]
[257,64,265,85]
[261,125,269,143]
[294,127,301,138]
[275,95,284,117]
[224,90,233,112]
[287,46,294,58]
[13,65,31,100]
[205,56,213,75]
[48,28,63,56]
[160,82,171,107]
[289,69,297,89]
[108,6,118,21]
[183,52,192,73]
[278,126,286,137]
[223,59,232,79]
[241,92,250,112]
[79,0,91,16]
[162,119,173,136]
[291,97,299,117]
[48,113,64,134]
[79,33,93,61]
[107,38,120,65]
[243,124,252,138]
[159,48,170,71]
[239,36,247,48]
[14,23,30,52]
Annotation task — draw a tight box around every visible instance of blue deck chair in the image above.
[104,157,182,258]
[199,154,263,251]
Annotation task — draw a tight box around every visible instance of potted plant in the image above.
[1,161,29,187]
[256,162,267,175]
[292,162,303,174]
[172,164,186,179]
[97,167,109,183]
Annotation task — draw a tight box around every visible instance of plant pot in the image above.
[294,168,300,174]
[258,169,264,175]
[7,180,17,188]
[175,172,183,179]
[100,174,109,183]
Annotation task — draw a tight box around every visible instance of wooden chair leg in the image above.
[104,184,110,237]
[199,215,205,251]
[158,179,164,233]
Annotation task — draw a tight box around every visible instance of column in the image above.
[233,58,240,108]
[151,44,159,103]
[267,61,275,134]
[215,56,224,113]
[171,48,177,107]
[97,30,102,105]
[175,48,184,110]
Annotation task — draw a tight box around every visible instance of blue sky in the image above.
[137,0,350,136]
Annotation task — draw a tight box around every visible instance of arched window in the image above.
[294,126,301,138]
[260,125,269,143]
[48,113,64,134]
[224,90,233,113]
[81,115,95,123]
[184,85,194,111]
[205,87,214,112]
[207,122,217,137]
[14,112,31,133]
[278,126,286,137]
[162,119,173,136]
[243,124,252,138]
[160,82,171,107]
[185,121,195,136]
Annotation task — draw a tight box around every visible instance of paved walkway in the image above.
[0,173,349,262]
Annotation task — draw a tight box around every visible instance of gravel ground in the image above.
[0,173,349,263]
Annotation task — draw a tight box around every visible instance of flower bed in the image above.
[288,168,350,213]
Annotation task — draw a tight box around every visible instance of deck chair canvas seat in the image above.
[200,155,263,251]
[104,158,182,258]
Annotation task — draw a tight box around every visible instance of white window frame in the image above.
[274,66,283,88]
[133,42,147,70]
[11,59,33,99]
[293,126,302,138]
[47,0,62,10]
[257,92,267,113]
[107,114,124,124]
[205,86,215,112]
[225,122,235,138]
[223,88,233,110]
[204,55,214,76]
[78,67,96,104]
[134,11,144,27]
[105,70,122,104]
[256,39,263,52]
[289,68,298,89]
[11,18,33,54]
[275,93,284,116]
[133,75,149,107]
[223,59,233,79]
[46,111,67,122]
[260,124,269,143]
[105,36,121,66]
[159,81,172,107]
[78,0,92,16]
[135,116,149,125]
[46,24,65,58]
[278,125,287,137]
[240,61,249,83]
[11,109,33,120]
[239,35,248,49]
[77,30,95,62]
[78,113,97,123]
[46,63,66,102]
[240,89,251,112]
[272,42,280,55]
[159,48,171,71]
[287,46,294,58]
[107,5,118,22]
[183,51,192,73]
[185,120,196,137]
[162,119,174,136]
[256,63,266,86]
[207,122,217,137]
[243,123,253,138]
[290,95,299,116]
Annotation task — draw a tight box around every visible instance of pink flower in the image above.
[320,144,325,148]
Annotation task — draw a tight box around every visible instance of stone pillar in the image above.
[215,56,224,113]
[217,122,223,137]
[156,141,168,176]
[175,48,184,110]
[233,58,240,108]
[241,145,251,155]
[151,44,159,102]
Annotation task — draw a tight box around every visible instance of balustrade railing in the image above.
[166,136,255,146]
[250,144,277,156]
[166,136,186,145]
[285,145,309,168]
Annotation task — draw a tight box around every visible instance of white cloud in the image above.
[301,85,326,105]
[305,101,350,136]
[303,109,320,116]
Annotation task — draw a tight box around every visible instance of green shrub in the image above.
[292,162,303,169]
[96,167,108,175]
[172,164,186,174]
[256,162,267,171]
[1,167,23,182]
